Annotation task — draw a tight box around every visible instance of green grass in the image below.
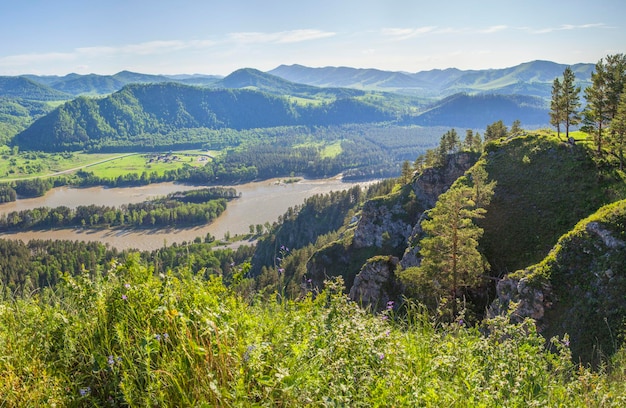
[0,150,212,181]
[85,152,209,179]
[2,256,626,406]
[479,132,626,274]
[0,151,118,180]
[320,140,343,159]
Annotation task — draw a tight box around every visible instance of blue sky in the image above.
[1,0,624,75]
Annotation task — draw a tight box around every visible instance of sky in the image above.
[0,0,624,76]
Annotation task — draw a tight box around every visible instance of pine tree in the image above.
[484,120,508,142]
[609,87,626,169]
[550,77,564,139]
[583,60,610,153]
[582,54,626,155]
[561,67,581,139]
[414,184,490,317]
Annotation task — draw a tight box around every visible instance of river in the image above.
[0,177,374,251]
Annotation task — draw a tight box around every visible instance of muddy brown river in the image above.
[0,177,374,251]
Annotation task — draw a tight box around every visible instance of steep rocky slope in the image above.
[311,152,478,310]
[491,199,626,363]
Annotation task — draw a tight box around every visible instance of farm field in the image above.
[0,150,212,181]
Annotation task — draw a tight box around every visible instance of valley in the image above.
[1,53,626,406]
[0,176,373,250]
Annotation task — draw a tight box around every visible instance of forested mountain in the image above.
[13,83,396,151]
[0,97,54,144]
[215,68,367,99]
[0,76,71,100]
[1,59,592,146]
[24,71,183,96]
[268,64,431,91]
[269,60,594,98]
[410,93,548,128]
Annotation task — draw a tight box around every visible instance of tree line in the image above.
[0,187,236,231]
[0,237,255,296]
[550,53,626,168]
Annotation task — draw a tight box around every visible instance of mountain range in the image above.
[3,59,593,100]
[0,59,599,151]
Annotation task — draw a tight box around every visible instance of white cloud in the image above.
[479,25,508,34]
[531,23,607,34]
[229,29,335,44]
[381,26,437,40]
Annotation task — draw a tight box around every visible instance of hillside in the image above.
[216,68,366,99]
[13,82,397,152]
[269,60,594,98]
[493,199,626,363]
[410,93,548,128]
[0,97,54,145]
[0,76,71,100]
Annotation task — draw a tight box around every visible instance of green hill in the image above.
[479,134,626,275]
[14,82,396,152]
[0,97,54,144]
[411,93,548,128]
[0,76,71,100]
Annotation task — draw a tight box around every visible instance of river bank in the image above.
[0,176,376,251]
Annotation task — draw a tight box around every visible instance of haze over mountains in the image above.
[0,60,596,151]
[3,60,593,99]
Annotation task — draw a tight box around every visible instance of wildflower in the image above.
[381,315,388,321]
[386,300,395,310]
[79,387,91,397]
[278,268,285,274]
[243,345,255,362]
[124,283,131,288]
[155,334,162,341]
[108,355,115,366]
[385,330,390,337]
[307,278,312,284]
[121,294,127,300]
[379,353,385,360]
[163,333,169,340]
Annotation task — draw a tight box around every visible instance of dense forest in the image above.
[13,83,396,152]
[0,187,236,231]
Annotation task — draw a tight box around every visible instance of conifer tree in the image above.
[583,59,610,153]
[561,67,581,139]
[550,77,564,139]
[582,54,625,155]
[413,183,490,317]
[484,120,508,142]
[609,87,626,169]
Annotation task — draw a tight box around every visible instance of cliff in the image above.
[323,152,477,309]
[490,199,626,363]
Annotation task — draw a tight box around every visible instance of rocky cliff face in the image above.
[413,152,478,208]
[349,256,402,311]
[352,199,413,249]
[490,199,626,362]
[345,152,478,305]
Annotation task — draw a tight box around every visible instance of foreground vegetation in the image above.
[2,257,626,407]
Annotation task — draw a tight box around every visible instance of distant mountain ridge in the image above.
[269,60,595,98]
[20,71,222,96]
[5,59,595,100]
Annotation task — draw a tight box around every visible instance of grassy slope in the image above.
[2,257,626,406]
[479,132,626,275]
[517,199,626,362]
[0,151,210,181]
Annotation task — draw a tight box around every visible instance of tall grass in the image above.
[1,255,626,406]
